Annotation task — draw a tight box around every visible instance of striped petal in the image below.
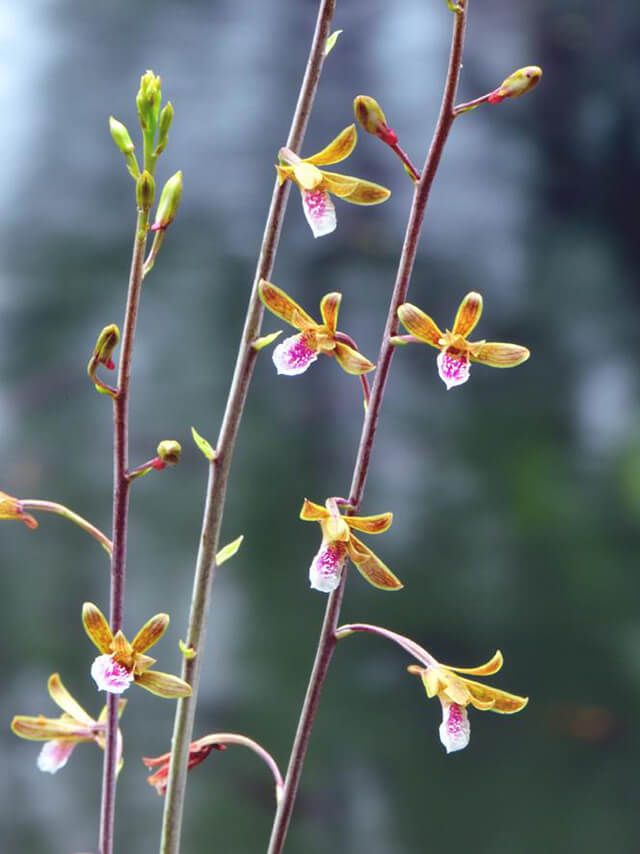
[347,534,403,591]
[272,333,318,376]
[259,280,316,330]
[82,602,113,654]
[320,292,341,333]
[345,512,393,534]
[437,350,471,390]
[471,343,530,368]
[320,172,359,199]
[309,539,348,593]
[452,292,483,337]
[333,341,375,375]
[442,650,503,677]
[306,124,357,166]
[299,498,329,522]
[342,178,391,206]
[48,674,94,725]
[301,188,337,238]
[438,700,470,754]
[135,670,192,698]
[397,304,443,348]
[131,613,169,654]
[462,678,529,714]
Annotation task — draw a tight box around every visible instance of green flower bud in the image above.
[151,171,183,232]
[136,171,156,212]
[155,102,174,157]
[353,95,397,145]
[157,440,182,466]
[109,117,135,154]
[137,70,162,134]
[93,324,120,368]
[488,66,543,104]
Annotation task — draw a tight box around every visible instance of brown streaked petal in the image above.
[299,498,329,522]
[341,178,391,206]
[347,534,403,591]
[111,630,133,660]
[48,674,94,725]
[306,124,357,166]
[131,613,169,654]
[345,511,393,534]
[397,304,443,348]
[11,715,92,741]
[470,342,530,368]
[441,650,503,677]
[333,342,375,375]
[133,654,156,675]
[463,678,529,714]
[135,670,192,698]
[319,292,341,334]
[258,280,316,331]
[452,291,483,337]
[319,171,359,198]
[82,602,113,654]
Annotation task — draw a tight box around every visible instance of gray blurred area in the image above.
[2,0,640,852]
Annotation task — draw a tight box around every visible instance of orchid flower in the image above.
[11,673,125,773]
[276,124,391,238]
[82,602,191,698]
[143,740,226,795]
[396,292,530,390]
[300,498,403,593]
[258,280,375,377]
[0,489,37,529]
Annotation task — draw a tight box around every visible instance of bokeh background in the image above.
[2,0,640,852]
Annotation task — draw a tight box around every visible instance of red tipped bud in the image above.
[93,324,120,369]
[156,440,181,466]
[353,95,398,146]
[151,171,183,232]
[488,66,543,104]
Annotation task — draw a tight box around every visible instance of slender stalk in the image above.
[159,2,337,852]
[20,500,113,555]
[389,141,421,182]
[195,733,285,795]
[453,92,491,116]
[99,207,148,854]
[266,6,469,853]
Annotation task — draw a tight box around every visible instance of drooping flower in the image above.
[276,124,391,238]
[408,649,528,753]
[11,673,125,773]
[397,292,530,390]
[143,740,226,795]
[0,490,38,529]
[300,498,403,593]
[82,603,191,698]
[259,280,375,377]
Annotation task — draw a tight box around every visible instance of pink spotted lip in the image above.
[302,189,337,238]
[309,541,348,593]
[438,700,470,753]
[272,333,318,376]
[437,350,471,390]
[90,654,134,694]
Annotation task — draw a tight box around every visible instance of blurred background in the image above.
[2,0,640,852]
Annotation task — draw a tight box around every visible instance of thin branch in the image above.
[20,500,113,556]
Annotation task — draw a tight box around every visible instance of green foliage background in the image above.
[2,1,639,852]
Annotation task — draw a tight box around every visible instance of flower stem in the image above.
[266,6,469,853]
[453,92,491,116]
[20,499,113,556]
[158,3,337,853]
[99,207,148,854]
[196,733,285,797]
[389,141,421,182]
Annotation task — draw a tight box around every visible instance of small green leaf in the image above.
[179,640,196,659]
[191,426,216,461]
[252,330,282,351]
[216,534,244,566]
[325,29,343,56]
[445,0,462,11]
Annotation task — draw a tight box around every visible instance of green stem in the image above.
[266,5,469,853]
[19,500,113,556]
[158,2,337,852]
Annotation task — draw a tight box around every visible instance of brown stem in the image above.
[266,6,469,853]
[98,208,148,854]
[158,3,337,853]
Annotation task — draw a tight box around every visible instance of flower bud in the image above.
[156,440,182,466]
[151,171,183,232]
[353,95,398,146]
[137,70,162,133]
[488,66,543,104]
[136,171,156,213]
[109,117,135,154]
[155,102,174,156]
[93,324,120,370]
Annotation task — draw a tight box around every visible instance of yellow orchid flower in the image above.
[11,673,126,773]
[258,279,375,377]
[300,498,403,593]
[82,603,191,699]
[276,124,391,238]
[0,489,38,529]
[397,291,530,390]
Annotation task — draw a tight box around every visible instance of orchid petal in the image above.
[259,280,316,330]
[347,534,403,590]
[37,740,77,773]
[305,124,357,166]
[11,715,93,741]
[48,673,94,725]
[438,700,470,753]
[462,678,529,714]
[333,341,375,375]
[292,161,324,190]
[437,350,471,389]
[309,539,348,593]
[452,291,483,337]
[135,670,192,698]
[345,512,393,534]
[131,613,169,654]
[272,333,318,376]
[91,654,134,694]
[341,178,391,206]
[319,292,341,333]
[82,602,114,654]
[299,498,329,522]
[301,188,337,238]
[470,342,530,368]
[397,304,443,348]
[441,650,503,677]
[320,172,360,198]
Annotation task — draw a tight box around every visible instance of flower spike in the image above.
[276,125,390,237]
[300,498,402,593]
[259,280,375,379]
[397,292,530,390]
[82,603,191,698]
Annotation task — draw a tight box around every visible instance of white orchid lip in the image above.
[309,540,348,593]
[302,189,337,238]
[272,333,318,376]
[37,740,77,773]
[91,654,134,694]
[438,700,470,753]
[437,350,471,390]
